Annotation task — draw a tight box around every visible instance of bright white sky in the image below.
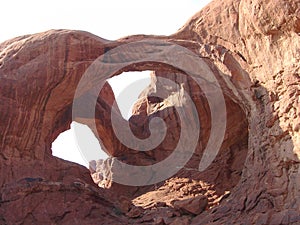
[1,0,212,168]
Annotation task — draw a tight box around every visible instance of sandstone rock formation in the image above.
[0,0,299,224]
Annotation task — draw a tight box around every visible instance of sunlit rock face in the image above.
[0,0,300,224]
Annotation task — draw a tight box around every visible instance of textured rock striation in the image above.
[0,0,300,224]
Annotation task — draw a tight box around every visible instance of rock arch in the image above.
[0,0,299,223]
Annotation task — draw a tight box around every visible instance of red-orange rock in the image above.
[169,217,191,225]
[173,195,208,215]
[0,0,300,224]
[126,206,144,218]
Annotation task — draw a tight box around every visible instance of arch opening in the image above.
[51,121,109,168]
[87,66,250,214]
[51,71,152,169]
[107,71,152,120]
[52,62,250,216]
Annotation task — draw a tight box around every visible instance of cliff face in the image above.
[0,0,299,224]
[176,0,300,223]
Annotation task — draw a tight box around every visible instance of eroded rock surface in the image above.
[0,0,299,224]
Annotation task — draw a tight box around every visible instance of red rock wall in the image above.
[0,0,299,224]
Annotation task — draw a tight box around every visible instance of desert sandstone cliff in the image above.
[0,0,299,224]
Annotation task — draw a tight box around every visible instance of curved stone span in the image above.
[0,0,299,224]
[0,29,249,223]
[90,55,249,212]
